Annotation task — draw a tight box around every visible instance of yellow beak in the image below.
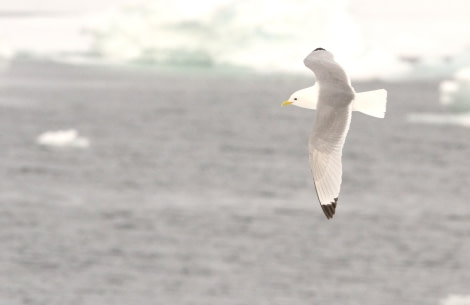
[281,100,293,106]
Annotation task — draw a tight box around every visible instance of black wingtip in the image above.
[320,197,338,219]
[314,47,326,52]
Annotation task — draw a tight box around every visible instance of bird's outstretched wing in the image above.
[309,106,351,219]
[304,49,355,219]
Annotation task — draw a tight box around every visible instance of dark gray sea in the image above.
[0,60,469,305]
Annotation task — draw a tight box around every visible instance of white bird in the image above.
[282,48,387,219]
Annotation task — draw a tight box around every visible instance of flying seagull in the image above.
[282,48,387,219]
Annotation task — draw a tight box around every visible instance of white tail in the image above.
[352,89,387,118]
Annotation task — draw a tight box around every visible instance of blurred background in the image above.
[0,1,470,304]
[2,0,470,78]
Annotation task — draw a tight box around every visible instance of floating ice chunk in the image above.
[407,113,470,128]
[439,80,459,106]
[36,129,90,148]
[440,294,470,305]
[455,67,470,81]
[439,67,470,112]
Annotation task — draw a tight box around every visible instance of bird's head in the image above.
[308,47,335,60]
[281,86,318,110]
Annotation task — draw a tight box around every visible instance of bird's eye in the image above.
[294,98,297,100]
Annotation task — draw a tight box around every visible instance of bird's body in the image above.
[283,84,387,118]
[283,48,387,219]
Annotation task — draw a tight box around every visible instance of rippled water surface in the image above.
[1,61,469,305]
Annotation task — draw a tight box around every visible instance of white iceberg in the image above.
[36,129,90,148]
[81,0,366,74]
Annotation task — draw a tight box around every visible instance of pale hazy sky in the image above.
[1,0,468,16]
[350,0,470,56]
[0,0,128,12]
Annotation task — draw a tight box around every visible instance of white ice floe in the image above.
[407,113,470,128]
[440,294,470,305]
[36,129,90,148]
